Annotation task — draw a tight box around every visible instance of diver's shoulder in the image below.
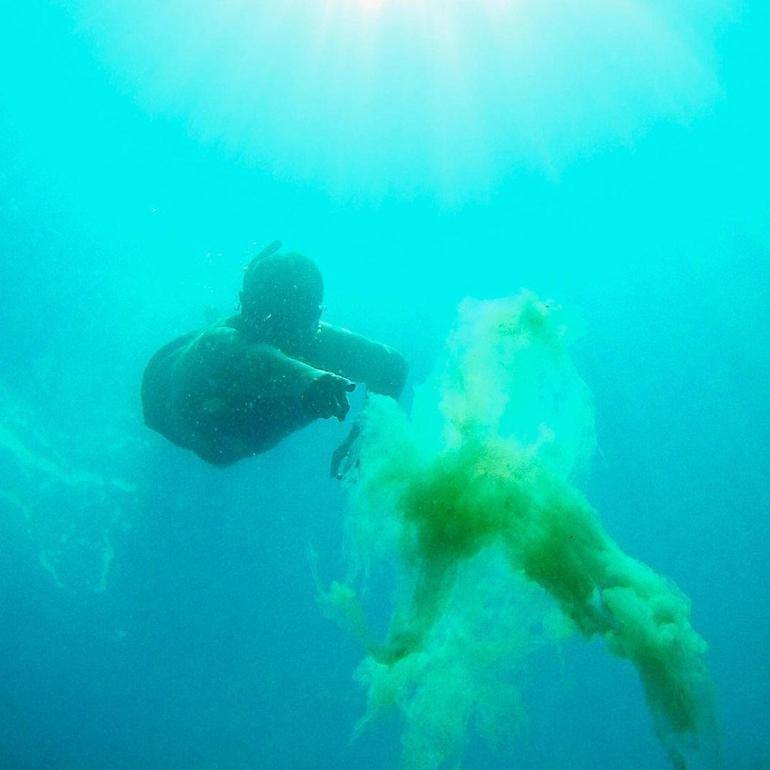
[149,320,242,366]
[189,319,246,355]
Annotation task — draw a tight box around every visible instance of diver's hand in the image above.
[303,373,355,421]
[330,422,362,480]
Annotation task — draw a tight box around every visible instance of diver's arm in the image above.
[313,323,408,400]
[241,342,322,401]
[241,341,354,420]
[188,326,353,420]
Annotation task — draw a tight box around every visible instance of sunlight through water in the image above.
[77,0,728,197]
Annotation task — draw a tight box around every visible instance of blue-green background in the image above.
[1,1,768,767]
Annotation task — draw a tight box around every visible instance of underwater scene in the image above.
[1,1,769,768]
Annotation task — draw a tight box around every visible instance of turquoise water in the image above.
[1,1,768,768]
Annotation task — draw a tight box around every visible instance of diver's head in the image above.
[239,244,324,350]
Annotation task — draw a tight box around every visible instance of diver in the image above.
[141,242,408,475]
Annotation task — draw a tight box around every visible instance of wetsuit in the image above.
[141,318,407,465]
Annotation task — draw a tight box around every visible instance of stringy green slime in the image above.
[327,292,711,768]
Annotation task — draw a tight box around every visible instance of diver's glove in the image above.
[302,373,355,422]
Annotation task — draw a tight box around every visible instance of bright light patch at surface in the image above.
[77,0,727,199]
